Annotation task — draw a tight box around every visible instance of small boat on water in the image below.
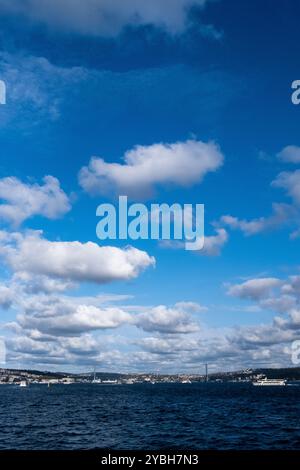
[252,378,286,386]
[19,381,27,387]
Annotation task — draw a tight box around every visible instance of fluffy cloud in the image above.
[12,272,75,294]
[0,0,210,36]
[230,324,295,349]
[79,139,224,199]
[160,228,228,256]
[0,52,90,127]
[59,335,101,355]
[220,203,295,236]
[3,276,204,339]
[260,294,297,314]
[6,332,115,366]
[277,309,300,330]
[7,335,58,356]
[137,332,248,369]
[3,288,134,338]
[218,149,300,239]
[272,170,300,206]
[201,228,228,256]
[18,303,132,336]
[4,266,300,371]
[5,322,293,372]
[277,145,300,164]
[0,176,71,226]
[282,275,300,295]
[227,278,282,301]
[3,288,206,369]
[226,274,300,342]
[0,230,155,284]
[136,302,201,334]
[0,285,14,309]
[137,336,199,355]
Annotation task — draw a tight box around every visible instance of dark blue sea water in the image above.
[0,383,300,450]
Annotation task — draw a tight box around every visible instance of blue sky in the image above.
[1,0,300,373]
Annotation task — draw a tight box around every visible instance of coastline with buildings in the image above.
[1,366,300,387]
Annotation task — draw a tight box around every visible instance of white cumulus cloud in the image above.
[18,304,132,336]
[136,302,201,334]
[272,170,300,206]
[0,230,155,284]
[0,0,211,36]
[0,175,71,226]
[0,285,14,309]
[277,145,300,164]
[201,228,228,256]
[79,139,224,199]
[227,278,282,301]
[220,203,295,236]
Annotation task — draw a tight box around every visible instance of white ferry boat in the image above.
[252,378,286,386]
[101,379,118,385]
[19,381,27,387]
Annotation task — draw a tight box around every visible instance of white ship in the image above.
[101,379,118,384]
[252,378,286,386]
[19,381,27,387]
